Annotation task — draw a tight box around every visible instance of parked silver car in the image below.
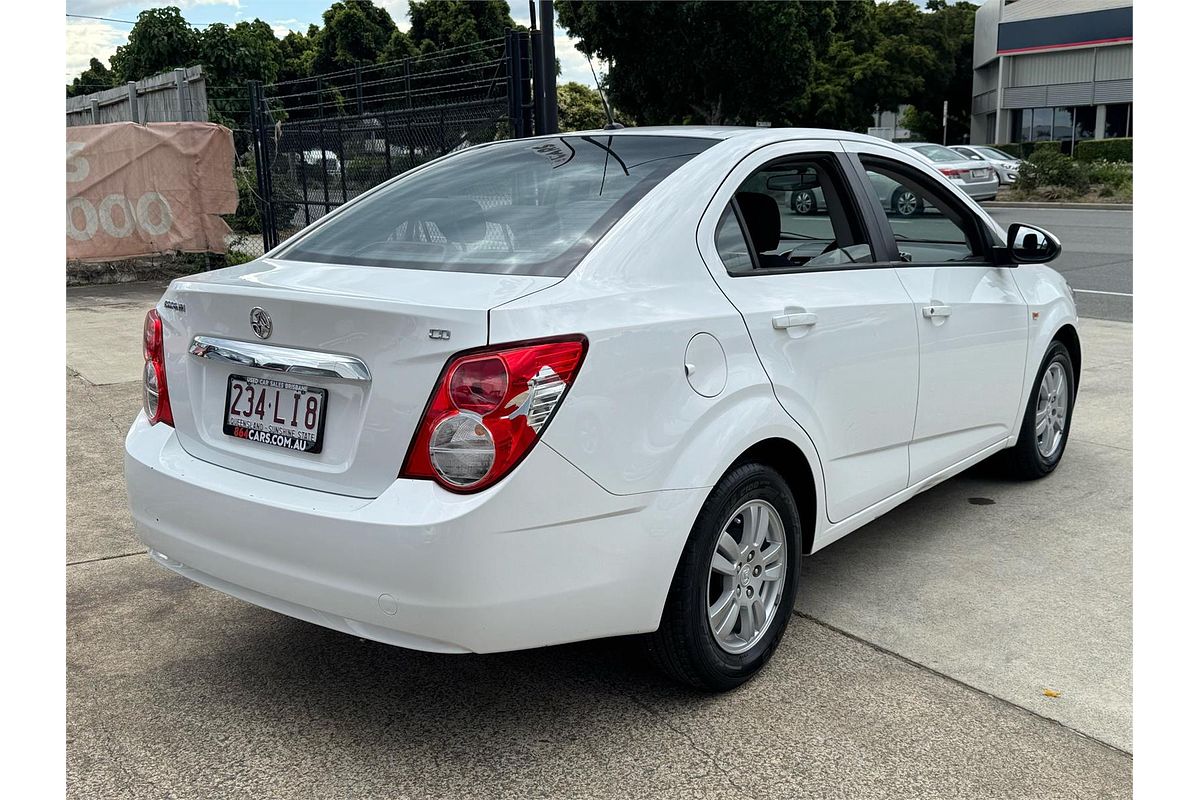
[901,142,999,201]
[952,144,1024,185]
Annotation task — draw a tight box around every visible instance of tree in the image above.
[312,0,401,73]
[557,82,609,131]
[555,1,836,126]
[199,20,282,86]
[408,0,515,59]
[278,28,320,85]
[555,0,976,136]
[66,58,119,98]
[109,7,200,83]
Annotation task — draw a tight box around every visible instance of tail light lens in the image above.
[142,309,174,426]
[401,336,588,492]
[939,167,967,178]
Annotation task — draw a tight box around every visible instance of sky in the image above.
[65,0,599,87]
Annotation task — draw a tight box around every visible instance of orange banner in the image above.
[66,122,238,261]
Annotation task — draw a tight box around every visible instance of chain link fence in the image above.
[227,35,532,259]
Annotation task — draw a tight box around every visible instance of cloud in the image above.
[271,18,305,39]
[376,1,412,32]
[65,18,127,82]
[555,32,597,88]
[67,0,241,11]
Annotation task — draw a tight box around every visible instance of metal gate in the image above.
[246,29,551,252]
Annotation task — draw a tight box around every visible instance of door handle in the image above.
[772,312,818,330]
[921,304,952,319]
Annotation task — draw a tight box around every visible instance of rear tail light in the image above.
[142,309,174,426]
[401,336,588,492]
[939,167,968,178]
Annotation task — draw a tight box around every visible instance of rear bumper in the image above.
[124,413,706,653]
[960,177,1001,199]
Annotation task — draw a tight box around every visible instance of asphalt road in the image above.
[66,283,1131,798]
[986,206,1133,322]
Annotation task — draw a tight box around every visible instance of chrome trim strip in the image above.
[188,335,371,382]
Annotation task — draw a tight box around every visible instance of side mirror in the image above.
[1007,222,1061,264]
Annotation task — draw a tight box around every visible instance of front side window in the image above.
[279,135,716,276]
[860,158,987,264]
[714,156,873,274]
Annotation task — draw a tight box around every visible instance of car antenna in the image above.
[587,52,622,130]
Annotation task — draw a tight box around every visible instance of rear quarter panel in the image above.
[488,145,828,510]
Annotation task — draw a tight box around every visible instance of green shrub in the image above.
[346,155,391,186]
[226,164,262,234]
[1083,159,1132,189]
[223,152,303,236]
[990,142,1050,159]
[1076,137,1132,163]
[1013,146,1089,194]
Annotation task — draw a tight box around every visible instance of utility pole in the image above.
[942,99,949,145]
[539,0,558,134]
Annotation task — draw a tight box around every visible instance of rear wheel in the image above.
[892,187,924,216]
[998,341,1076,479]
[791,189,817,215]
[645,462,802,691]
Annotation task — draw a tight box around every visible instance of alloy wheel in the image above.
[707,500,788,654]
[895,190,919,216]
[1035,361,1069,458]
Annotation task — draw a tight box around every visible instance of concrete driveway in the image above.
[66,282,1131,799]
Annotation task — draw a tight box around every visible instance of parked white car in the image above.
[299,148,341,177]
[952,144,1025,185]
[901,142,1000,201]
[126,127,1078,690]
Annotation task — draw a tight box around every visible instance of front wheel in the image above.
[645,462,802,691]
[998,341,1076,479]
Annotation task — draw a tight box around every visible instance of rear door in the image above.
[844,141,1029,484]
[696,141,919,524]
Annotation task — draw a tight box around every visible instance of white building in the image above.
[971,0,1132,151]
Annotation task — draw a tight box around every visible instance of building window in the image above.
[1011,106,1099,153]
[1105,103,1132,138]
[1032,107,1053,141]
[1074,106,1097,142]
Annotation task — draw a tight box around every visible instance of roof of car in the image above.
[529,125,897,145]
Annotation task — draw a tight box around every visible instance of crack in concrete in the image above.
[68,551,144,568]
[604,679,746,792]
[793,611,1132,757]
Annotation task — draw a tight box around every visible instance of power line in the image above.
[67,13,137,25]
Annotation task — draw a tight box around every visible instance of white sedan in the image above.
[126,127,1078,690]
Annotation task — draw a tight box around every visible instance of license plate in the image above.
[971,169,989,179]
[223,374,327,454]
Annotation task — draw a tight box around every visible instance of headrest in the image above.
[734,192,781,253]
[403,197,486,244]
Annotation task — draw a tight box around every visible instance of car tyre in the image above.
[891,187,924,216]
[791,189,817,216]
[998,341,1076,480]
[645,462,802,691]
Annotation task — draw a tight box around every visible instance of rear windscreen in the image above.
[278,135,717,276]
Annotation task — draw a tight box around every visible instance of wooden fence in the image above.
[66,66,208,127]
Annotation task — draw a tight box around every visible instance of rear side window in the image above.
[910,144,962,163]
[278,135,716,276]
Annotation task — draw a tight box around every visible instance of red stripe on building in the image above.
[997,36,1132,55]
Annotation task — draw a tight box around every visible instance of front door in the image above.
[697,142,920,523]
[846,143,1029,484]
